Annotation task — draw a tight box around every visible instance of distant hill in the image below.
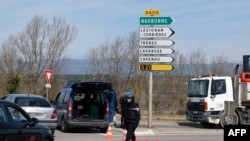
[62,59,90,74]
[62,59,240,75]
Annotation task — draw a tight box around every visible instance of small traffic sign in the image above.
[138,64,174,71]
[45,84,51,88]
[139,39,174,46]
[139,56,174,63]
[139,48,174,55]
[140,17,174,25]
[44,69,54,84]
[144,9,160,16]
[139,27,174,38]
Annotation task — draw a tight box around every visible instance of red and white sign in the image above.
[44,70,54,84]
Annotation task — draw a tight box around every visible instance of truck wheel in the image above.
[219,111,239,128]
[61,118,70,132]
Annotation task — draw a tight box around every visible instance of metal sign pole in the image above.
[148,71,153,128]
[45,84,51,100]
[46,87,48,99]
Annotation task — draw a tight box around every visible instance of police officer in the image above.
[122,91,141,141]
[119,94,126,128]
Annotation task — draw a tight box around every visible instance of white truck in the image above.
[186,56,250,128]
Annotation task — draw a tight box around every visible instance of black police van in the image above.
[53,81,115,133]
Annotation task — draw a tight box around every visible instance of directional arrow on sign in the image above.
[139,56,174,63]
[139,27,175,38]
[139,48,174,55]
[139,39,174,46]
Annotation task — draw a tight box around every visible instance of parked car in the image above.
[0,100,54,141]
[52,81,116,133]
[1,94,58,135]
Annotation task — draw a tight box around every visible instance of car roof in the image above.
[0,99,25,107]
[4,94,45,98]
[0,99,15,104]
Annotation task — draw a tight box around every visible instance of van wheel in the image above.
[100,127,108,133]
[219,111,239,128]
[61,118,69,132]
[51,129,55,135]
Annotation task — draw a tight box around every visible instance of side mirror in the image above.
[31,117,39,124]
[210,95,216,98]
[24,118,38,127]
[50,100,54,104]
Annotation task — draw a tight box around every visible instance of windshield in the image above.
[188,80,209,97]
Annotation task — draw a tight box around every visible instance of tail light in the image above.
[67,101,72,116]
[51,109,57,119]
[29,135,39,141]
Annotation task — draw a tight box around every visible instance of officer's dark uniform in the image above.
[122,92,140,141]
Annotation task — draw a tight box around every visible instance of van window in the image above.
[57,91,66,104]
[63,91,70,104]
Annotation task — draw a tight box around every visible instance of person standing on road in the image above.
[119,93,126,127]
[123,91,140,141]
[105,89,117,126]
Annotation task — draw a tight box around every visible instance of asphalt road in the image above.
[54,120,224,141]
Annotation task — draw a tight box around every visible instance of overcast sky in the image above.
[0,0,250,63]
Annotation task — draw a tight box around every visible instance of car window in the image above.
[7,106,28,122]
[15,97,51,107]
[0,106,7,122]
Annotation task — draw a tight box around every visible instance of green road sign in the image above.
[140,17,174,25]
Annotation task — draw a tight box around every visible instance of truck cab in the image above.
[186,75,238,128]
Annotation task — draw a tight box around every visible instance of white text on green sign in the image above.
[139,27,174,38]
[139,56,174,63]
[139,48,174,55]
[140,17,174,25]
[139,39,174,46]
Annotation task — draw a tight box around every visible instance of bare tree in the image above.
[0,15,78,95]
[187,47,208,76]
[0,35,26,95]
[210,54,230,75]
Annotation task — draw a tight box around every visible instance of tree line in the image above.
[0,15,237,115]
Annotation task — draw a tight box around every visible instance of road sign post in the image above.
[44,69,54,99]
[139,10,175,128]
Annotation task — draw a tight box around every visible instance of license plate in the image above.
[193,111,198,114]
[29,113,43,117]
